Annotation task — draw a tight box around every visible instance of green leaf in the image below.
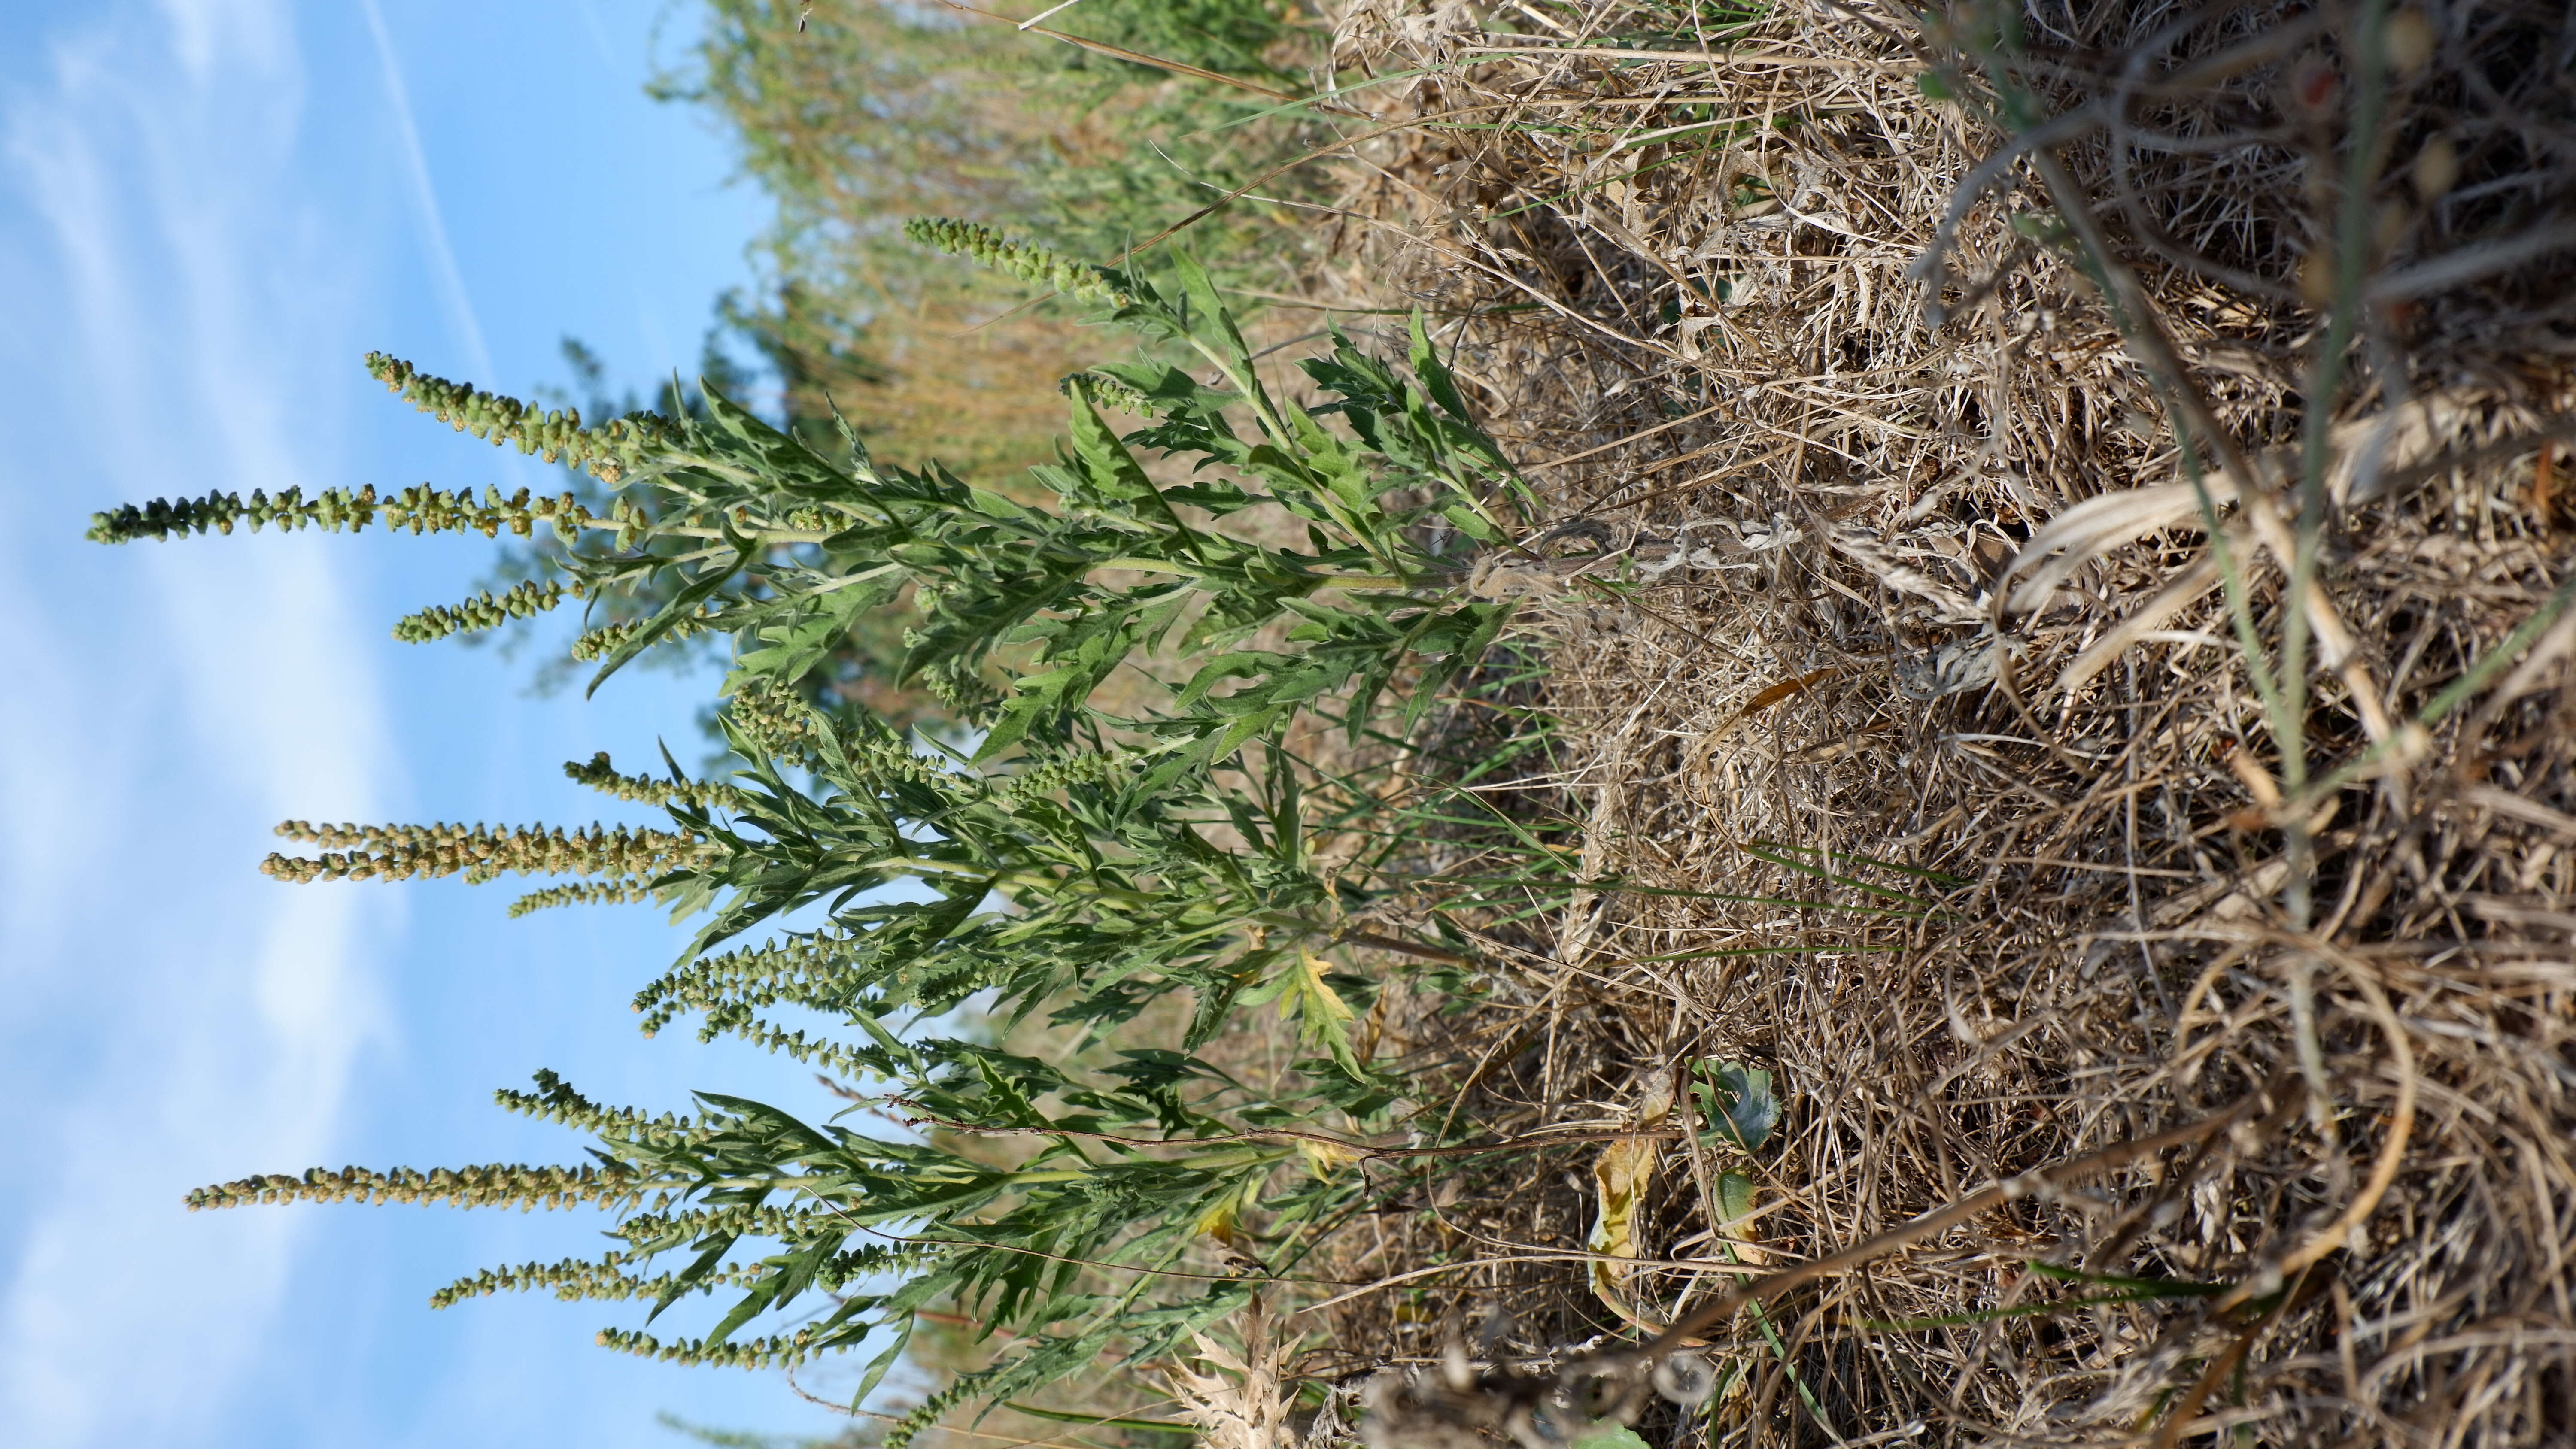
[1171,249,1253,370]
[1406,308,1474,423]
[1717,1170,1756,1226]
[646,1232,741,1326]
[586,527,759,698]
[1000,1403,1192,1434]
[1695,1061,1779,1152]
[1065,385,1160,503]
[849,1318,915,1409]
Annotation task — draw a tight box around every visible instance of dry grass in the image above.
[1256,1,2576,1444]
[694,0,1337,486]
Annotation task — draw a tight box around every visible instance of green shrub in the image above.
[95,234,1528,1441]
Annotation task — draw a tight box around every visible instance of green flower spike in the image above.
[87,483,601,545]
[365,352,679,482]
[563,751,744,811]
[395,578,577,643]
[903,217,1133,307]
[263,818,714,885]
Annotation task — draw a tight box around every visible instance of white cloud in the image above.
[0,3,398,1445]
[358,0,493,386]
[155,0,295,86]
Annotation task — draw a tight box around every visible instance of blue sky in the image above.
[0,2,862,1445]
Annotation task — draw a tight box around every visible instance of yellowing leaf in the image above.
[1269,949,1361,1075]
[1589,1075,1675,1311]
[1589,1135,1660,1303]
[1196,1177,1264,1245]
[1197,1198,1242,1244]
[1295,1137,1363,1178]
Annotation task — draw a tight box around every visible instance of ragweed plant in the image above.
[93,233,1537,1437]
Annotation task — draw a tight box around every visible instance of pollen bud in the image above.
[2383,9,2434,76]
[2376,200,2412,253]
[2299,250,2336,307]
[2412,135,2459,201]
